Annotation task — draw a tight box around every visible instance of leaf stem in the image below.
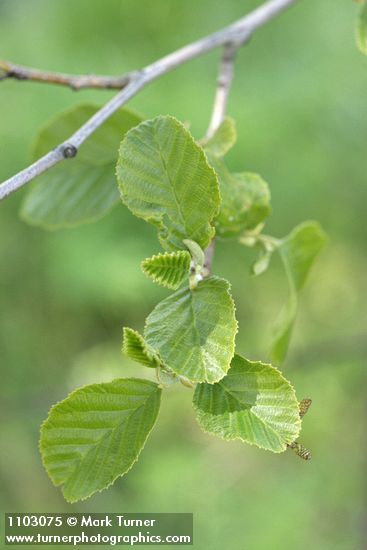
[206,43,237,140]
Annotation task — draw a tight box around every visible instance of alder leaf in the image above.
[21,104,142,228]
[116,115,220,251]
[122,327,161,368]
[144,276,237,384]
[141,251,191,290]
[356,3,367,55]
[208,156,271,239]
[40,378,161,502]
[193,354,301,452]
[203,117,237,157]
[271,221,327,363]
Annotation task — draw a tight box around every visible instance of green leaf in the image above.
[271,221,327,363]
[122,327,161,368]
[141,251,191,290]
[21,104,142,229]
[356,4,367,55]
[144,276,237,384]
[280,221,326,292]
[116,115,220,251]
[203,117,237,157]
[251,246,273,276]
[40,378,161,502]
[193,354,301,453]
[271,294,298,365]
[208,156,271,239]
[250,236,278,277]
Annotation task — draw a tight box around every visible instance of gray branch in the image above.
[204,43,238,274]
[206,43,237,139]
[0,60,133,90]
[0,0,298,202]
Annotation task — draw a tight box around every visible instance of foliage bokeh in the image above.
[0,1,366,548]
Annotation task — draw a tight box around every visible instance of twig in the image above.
[0,60,133,90]
[204,43,238,274]
[203,240,217,275]
[0,0,298,202]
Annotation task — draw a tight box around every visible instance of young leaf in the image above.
[271,221,327,363]
[356,3,367,55]
[116,115,220,251]
[122,327,161,368]
[280,221,327,292]
[203,117,237,157]
[144,277,237,384]
[21,104,142,229]
[208,156,271,239]
[183,239,205,267]
[141,251,191,290]
[40,378,161,502]
[193,354,301,452]
[251,250,272,276]
[251,243,274,276]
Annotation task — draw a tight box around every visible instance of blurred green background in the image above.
[0,1,366,548]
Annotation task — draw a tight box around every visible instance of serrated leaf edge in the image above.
[141,250,191,290]
[39,377,161,503]
[116,115,221,251]
[192,355,301,452]
[143,276,238,385]
[122,327,161,368]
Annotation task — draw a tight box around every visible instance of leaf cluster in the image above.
[21,106,324,501]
